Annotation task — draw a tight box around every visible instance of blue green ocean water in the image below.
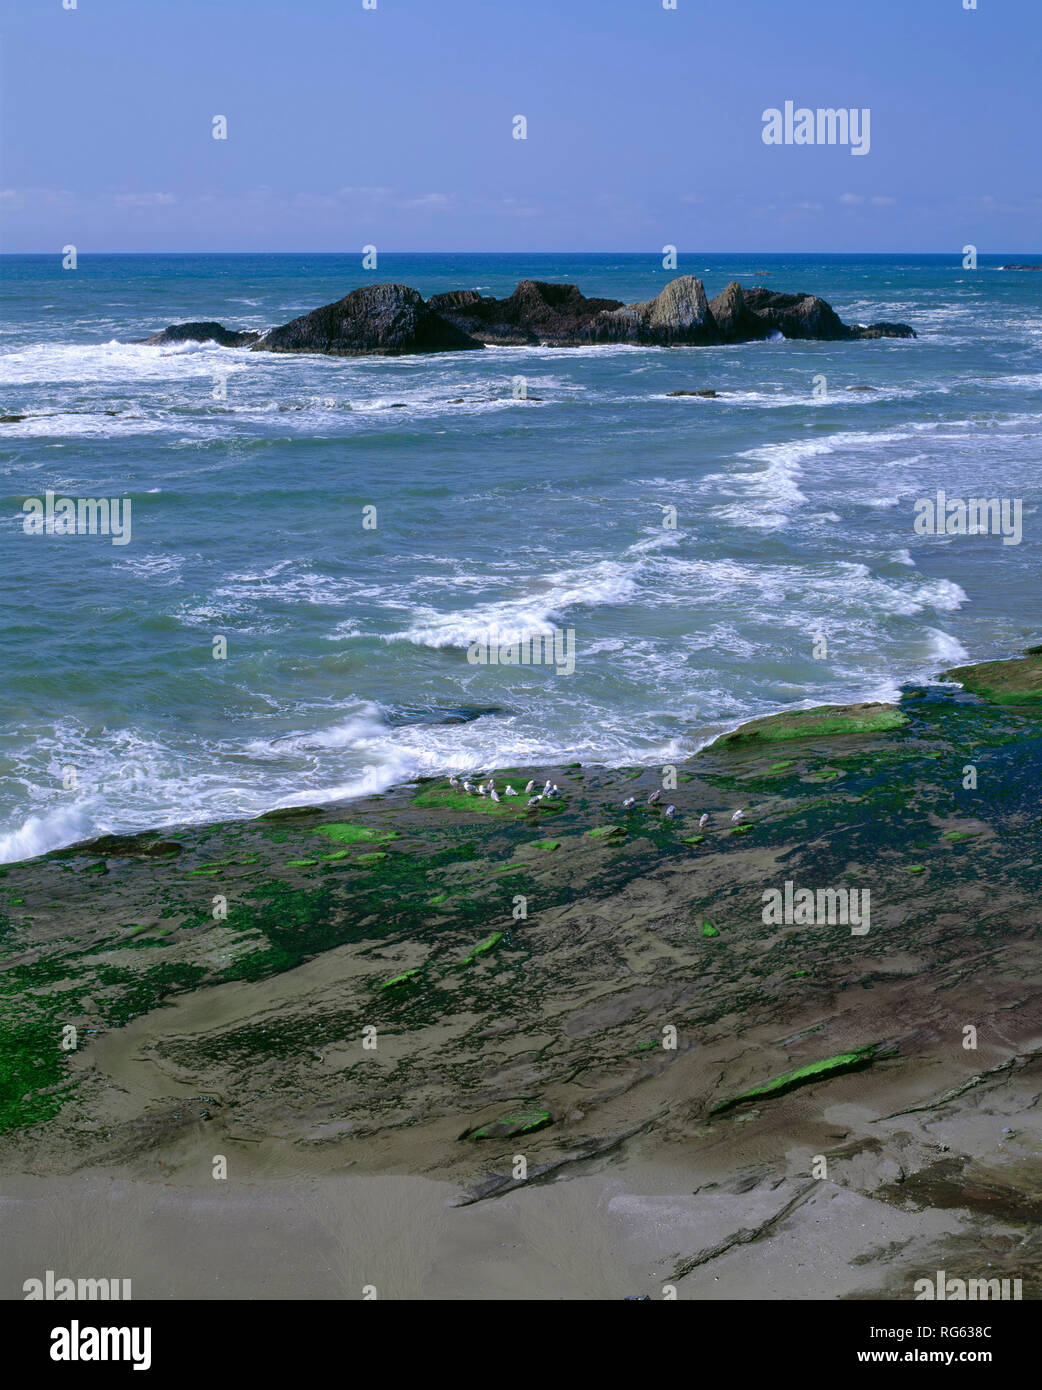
[1,252,1039,861]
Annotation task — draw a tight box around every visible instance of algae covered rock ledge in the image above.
[2,651,1041,1297]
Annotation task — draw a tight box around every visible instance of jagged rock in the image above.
[256,284,483,357]
[430,280,622,346]
[741,288,853,340]
[585,275,716,345]
[666,388,719,397]
[712,287,915,342]
[708,281,760,340]
[142,321,261,347]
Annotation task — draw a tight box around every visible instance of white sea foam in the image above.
[924,628,970,664]
[391,560,640,648]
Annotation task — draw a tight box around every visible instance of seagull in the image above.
[647,790,661,806]
[462,781,476,795]
[526,795,543,808]
[698,813,709,828]
[449,776,460,788]
[490,788,500,802]
[664,805,677,818]
[504,785,518,796]
[524,780,536,794]
[731,809,745,824]
[622,796,637,809]
[478,783,488,796]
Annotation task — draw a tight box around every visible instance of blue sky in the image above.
[2,0,1039,252]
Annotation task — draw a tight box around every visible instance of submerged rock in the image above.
[142,321,261,347]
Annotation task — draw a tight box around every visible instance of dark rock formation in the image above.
[585,275,717,344]
[141,278,915,358]
[852,322,917,340]
[709,282,915,343]
[142,321,261,347]
[666,389,719,397]
[431,275,721,347]
[429,280,623,346]
[707,281,756,339]
[999,264,1042,270]
[254,283,483,356]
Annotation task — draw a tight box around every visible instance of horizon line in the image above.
[2,248,1039,258]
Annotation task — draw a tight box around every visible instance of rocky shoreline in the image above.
[2,648,1040,1298]
[140,276,916,357]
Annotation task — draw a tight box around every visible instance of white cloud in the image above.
[114,192,177,207]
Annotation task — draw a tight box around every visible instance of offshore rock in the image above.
[254,284,483,356]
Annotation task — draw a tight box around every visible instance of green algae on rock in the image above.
[467,1109,553,1141]
[412,786,529,816]
[709,702,908,749]
[380,969,421,991]
[314,823,395,843]
[942,651,1042,706]
[460,931,503,965]
[709,1045,887,1115]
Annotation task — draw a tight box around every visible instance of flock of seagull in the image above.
[448,775,559,807]
[446,773,746,825]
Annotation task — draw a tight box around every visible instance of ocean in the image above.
[1,251,1039,862]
